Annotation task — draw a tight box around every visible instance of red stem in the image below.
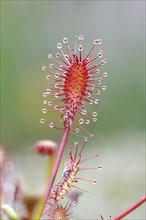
[113,195,146,220]
[40,125,70,217]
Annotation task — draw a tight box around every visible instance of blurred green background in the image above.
[1,1,145,219]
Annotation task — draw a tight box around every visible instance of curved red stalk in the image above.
[113,196,146,220]
[40,125,70,217]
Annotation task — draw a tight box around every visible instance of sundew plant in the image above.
[0,35,145,220]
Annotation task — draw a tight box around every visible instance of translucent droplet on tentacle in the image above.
[98,165,102,170]
[78,118,84,124]
[57,43,62,49]
[49,122,54,128]
[46,75,51,80]
[75,128,80,133]
[56,53,60,58]
[42,66,46,71]
[79,34,84,40]
[42,108,47,113]
[55,93,59,98]
[43,100,47,105]
[48,54,52,59]
[46,89,51,94]
[97,80,101,84]
[94,99,99,105]
[54,105,58,110]
[63,37,68,43]
[89,100,93,105]
[72,201,76,206]
[96,90,100,95]
[40,119,45,124]
[103,72,107,77]
[101,59,106,65]
[91,85,95,90]
[43,92,47,97]
[92,112,97,117]
[82,109,87,115]
[78,45,83,51]
[85,137,88,142]
[55,73,59,78]
[92,180,97,184]
[48,101,52,106]
[50,63,54,68]
[102,86,107,91]
[85,120,90,124]
[93,118,97,122]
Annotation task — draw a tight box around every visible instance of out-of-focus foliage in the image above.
[1,1,145,149]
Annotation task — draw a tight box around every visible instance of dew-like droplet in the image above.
[78,45,83,51]
[102,86,107,90]
[96,90,100,95]
[55,84,59,88]
[54,105,58,110]
[85,137,88,142]
[98,165,102,170]
[72,201,76,206]
[43,92,47,97]
[92,179,97,184]
[79,118,84,124]
[89,100,93,105]
[90,134,94,138]
[59,66,63,71]
[85,120,90,124]
[42,108,47,113]
[56,53,60,57]
[75,128,80,133]
[43,100,47,105]
[103,72,107,77]
[75,142,78,147]
[79,34,84,41]
[50,64,54,68]
[92,112,97,117]
[82,109,87,115]
[97,39,102,44]
[97,80,101,84]
[63,37,68,43]
[93,118,97,122]
[46,75,51,80]
[101,59,106,65]
[48,101,52,106]
[91,85,95,90]
[94,99,99,105]
[57,43,62,49]
[42,66,46,71]
[49,122,54,128]
[40,119,45,124]
[48,54,52,59]
[98,52,102,58]
[94,39,98,45]
[55,93,59,98]
[55,73,59,78]
[46,89,51,94]
[63,115,68,121]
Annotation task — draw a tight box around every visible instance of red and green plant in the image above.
[0,35,145,220]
